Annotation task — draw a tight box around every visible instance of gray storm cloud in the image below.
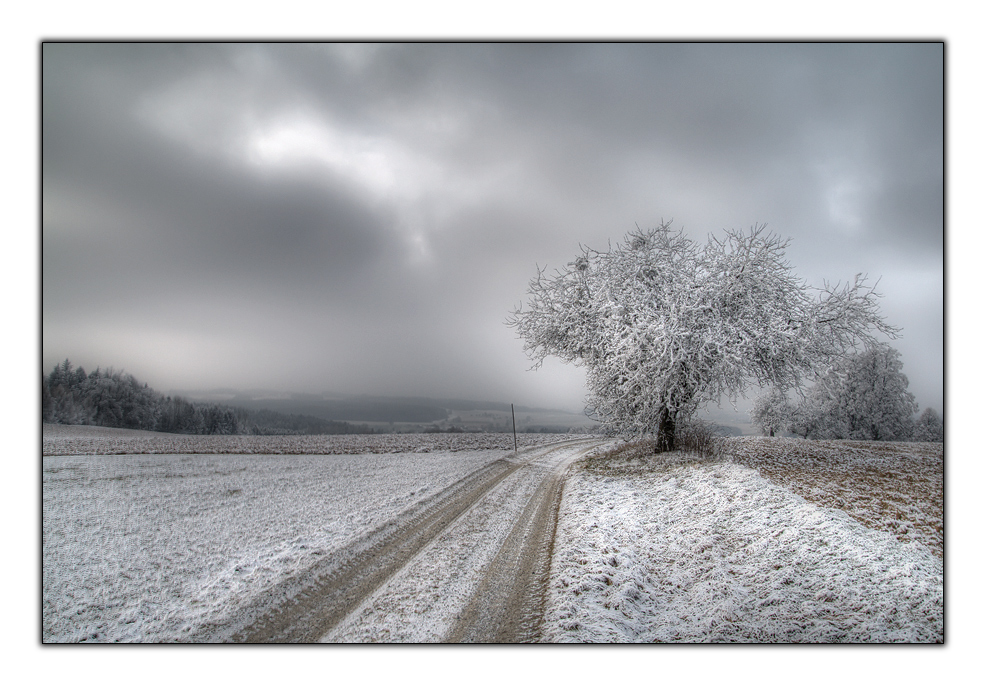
[42,42,943,415]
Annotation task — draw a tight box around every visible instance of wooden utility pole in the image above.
[511,403,517,452]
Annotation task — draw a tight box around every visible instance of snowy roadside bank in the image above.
[545,449,943,643]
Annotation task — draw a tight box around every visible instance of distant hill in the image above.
[176,390,598,433]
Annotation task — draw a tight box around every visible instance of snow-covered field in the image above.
[42,422,564,456]
[43,446,507,642]
[545,439,943,643]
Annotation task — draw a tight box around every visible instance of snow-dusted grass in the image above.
[724,437,943,557]
[545,441,943,643]
[43,449,504,642]
[42,423,565,456]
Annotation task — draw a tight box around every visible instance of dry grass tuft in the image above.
[675,420,725,459]
[579,437,723,477]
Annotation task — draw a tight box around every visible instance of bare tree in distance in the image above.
[507,221,898,451]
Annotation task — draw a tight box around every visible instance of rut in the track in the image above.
[443,450,578,643]
[193,439,599,643]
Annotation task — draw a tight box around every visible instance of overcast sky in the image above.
[42,42,943,415]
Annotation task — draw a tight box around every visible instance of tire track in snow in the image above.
[445,442,601,643]
[198,438,602,642]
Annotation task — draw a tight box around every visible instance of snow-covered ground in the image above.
[725,437,943,557]
[42,423,566,456]
[544,442,943,643]
[43,449,505,642]
[43,425,943,644]
[320,441,600,643]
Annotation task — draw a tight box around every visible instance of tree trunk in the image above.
[655,407,676,453]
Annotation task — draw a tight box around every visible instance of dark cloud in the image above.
[42,43,943,415]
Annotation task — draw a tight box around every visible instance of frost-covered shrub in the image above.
[675,420,723,458]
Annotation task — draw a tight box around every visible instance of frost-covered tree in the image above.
[796,344,917,441]
[508,222,896,450]
[912,407,944,442]
[750,387,792,437]
[787,399,821,439]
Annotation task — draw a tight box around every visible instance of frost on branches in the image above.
[792,344,918,441]
[508,222,897,450]
[913,407,944,443]
[750,388,792,437]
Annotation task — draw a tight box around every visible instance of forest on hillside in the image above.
[42,360,376,435]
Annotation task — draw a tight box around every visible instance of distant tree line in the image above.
[750,344,943,442]
[42,360,376,435]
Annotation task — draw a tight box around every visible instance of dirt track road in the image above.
[193,438,607,643]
